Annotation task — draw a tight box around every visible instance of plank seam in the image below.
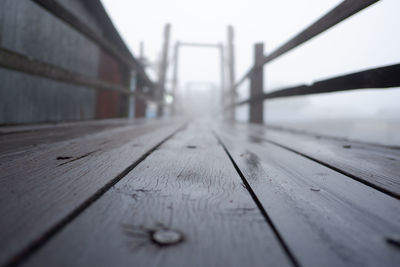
[5,123,187,267]
[213,131,300,267]
[264,123,400,150]
[258,135,400,200]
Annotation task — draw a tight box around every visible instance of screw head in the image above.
[151,229,184,246]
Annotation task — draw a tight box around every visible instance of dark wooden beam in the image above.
[0,47,159,103]
[261,0,379,66]
[249,43,264,124]
[157,24,171,117]
[234,0,380,89]
[171,42,180,115]
[235,63,400,106]
[226,25,236,121]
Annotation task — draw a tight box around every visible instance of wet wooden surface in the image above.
[239,122,400,198]
[215,122,400,267]
[0,118,184,266]
[23,123,292,267]
[0,119,399,267]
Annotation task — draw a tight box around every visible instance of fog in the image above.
[101,0,400,144]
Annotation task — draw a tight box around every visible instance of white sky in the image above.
[101,0,400,123]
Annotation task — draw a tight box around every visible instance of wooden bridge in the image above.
[1,1,400,267]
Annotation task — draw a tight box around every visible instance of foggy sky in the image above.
[101,0,400,123]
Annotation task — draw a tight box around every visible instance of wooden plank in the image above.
[215,122,400,267]
[242,123,400,199]
[22,123,293,267]
[0,118,138,134]
[0,119,146,157]
[0,119,184,266]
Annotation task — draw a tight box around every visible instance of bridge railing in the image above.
[0,0,162,123]
[227,0,400,124]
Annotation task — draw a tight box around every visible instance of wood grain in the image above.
[22,123,293,267]
[0,119,184,266]
[243,123,400,199]
[0,118,147,157]
[215,122,400,267]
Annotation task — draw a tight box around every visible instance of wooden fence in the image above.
[228,0,400,123]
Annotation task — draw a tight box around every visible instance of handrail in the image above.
[233,64,400,107]
[0,48,161,104]
[234,0,380,90]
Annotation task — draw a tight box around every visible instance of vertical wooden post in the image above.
[227,25,235,121]
[171,42,179,115]
[157,23,171,117]
[218,43,226,112]
[250,43,264,124]
[135,77,147,118]
[128,71,137,119]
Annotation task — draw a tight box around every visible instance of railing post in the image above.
[226,25,235,121]
[171,42,179,115]
[249,43,264,124]
[157,23,171,117]
[134,77,147,118]
[218,43,226,115]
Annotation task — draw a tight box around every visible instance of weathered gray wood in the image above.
[0,118,146,157]
[0,119,184,267]
[171,42,179,115]
[249,43,263,124]
[0,0,98,124]
[215,122,400,267]
[31,0,154,87]
[0,48,158,102]
[23,123,292,267]
[156,23,171,117]
[226,25,235,121]
[235,63,400,107]
[0,118,141,134]
[244,123,400,199]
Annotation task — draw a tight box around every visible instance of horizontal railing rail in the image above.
[0,48,161,104]
[226,0,400,125]
[233,63,400,107]
[234,0,380,90]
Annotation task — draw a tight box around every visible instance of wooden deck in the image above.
[1,118,399,267]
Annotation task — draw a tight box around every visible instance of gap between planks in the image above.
[20,122,293,267]
[213,131,300,267]
[233,122,400,200]
[4,123,186,267]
